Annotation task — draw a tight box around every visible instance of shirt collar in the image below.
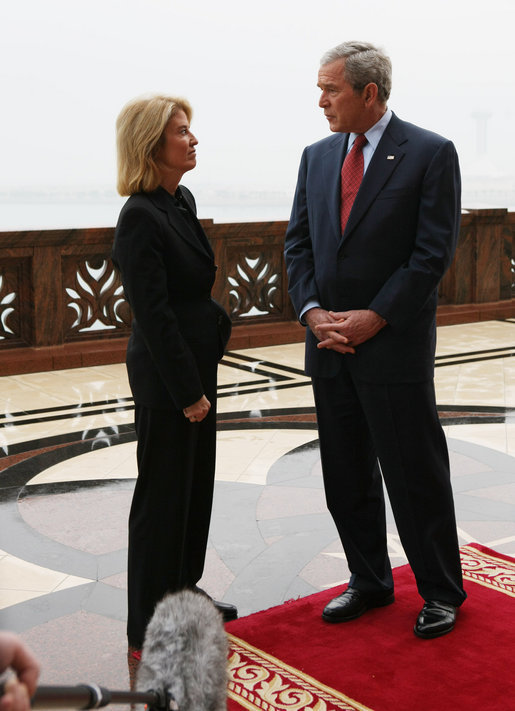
[349,108,392,151]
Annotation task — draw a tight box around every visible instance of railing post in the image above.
[32,244,64,347]
[469,208,510,303]
[440,208,510,306]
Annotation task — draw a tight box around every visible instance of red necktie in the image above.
[340,134,367,233]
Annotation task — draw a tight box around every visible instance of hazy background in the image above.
[1,0,514,227]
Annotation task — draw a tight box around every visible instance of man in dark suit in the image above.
[285,41,466,638]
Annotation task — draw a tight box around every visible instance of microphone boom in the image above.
[5,683,170,710]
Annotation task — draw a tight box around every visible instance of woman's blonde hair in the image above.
[116,94,193,196]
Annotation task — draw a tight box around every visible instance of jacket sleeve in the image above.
[369,140,461,330]
[284,147,319,320]
[113,203,204,409]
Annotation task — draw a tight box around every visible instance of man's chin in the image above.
[326,118,342,133]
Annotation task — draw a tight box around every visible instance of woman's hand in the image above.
[183,395,211,423]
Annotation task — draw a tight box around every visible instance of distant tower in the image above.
[471,111,491,156]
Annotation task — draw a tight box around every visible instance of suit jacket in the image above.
[112,185,231,410]
[284,113,461,383]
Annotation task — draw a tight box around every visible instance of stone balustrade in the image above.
[0,209,513,375]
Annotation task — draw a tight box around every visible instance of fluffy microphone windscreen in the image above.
[136,589,229,711]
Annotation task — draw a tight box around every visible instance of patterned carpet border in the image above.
[227,634,373,711]
[461,543,515,597]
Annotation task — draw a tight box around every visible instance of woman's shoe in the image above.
[127,645,141,691]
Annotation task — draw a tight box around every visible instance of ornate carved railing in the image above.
[0,228,130,349]
[208,220,295,322]
[0,220,298,373]
[0,209,513,374]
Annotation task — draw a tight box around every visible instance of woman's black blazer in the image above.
[112,185,230,410]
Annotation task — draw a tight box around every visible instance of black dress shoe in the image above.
[194,586,238,622]
[414,600,457,639]
[213,599,238,622]
[322,586,395,623]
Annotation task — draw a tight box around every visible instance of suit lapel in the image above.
[149,187,214,261]
[341,114,407,243]
[178,188,215,257]
[321,133,348,245]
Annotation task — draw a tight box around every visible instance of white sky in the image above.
[1,0,514,195]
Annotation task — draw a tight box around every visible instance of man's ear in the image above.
[363,82,379,105]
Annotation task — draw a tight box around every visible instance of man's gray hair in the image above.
[320,41,392,104]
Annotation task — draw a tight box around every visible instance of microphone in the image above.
[136,589,228,711]
[0,590,227,710]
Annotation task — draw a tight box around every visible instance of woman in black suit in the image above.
[112,95,237,655]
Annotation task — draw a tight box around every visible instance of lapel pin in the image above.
[387,155,395,160]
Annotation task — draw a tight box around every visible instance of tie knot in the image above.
[352,134,367,151]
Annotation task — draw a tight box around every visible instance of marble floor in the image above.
[0,319,514,695]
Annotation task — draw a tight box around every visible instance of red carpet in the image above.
[226,544,515,711]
